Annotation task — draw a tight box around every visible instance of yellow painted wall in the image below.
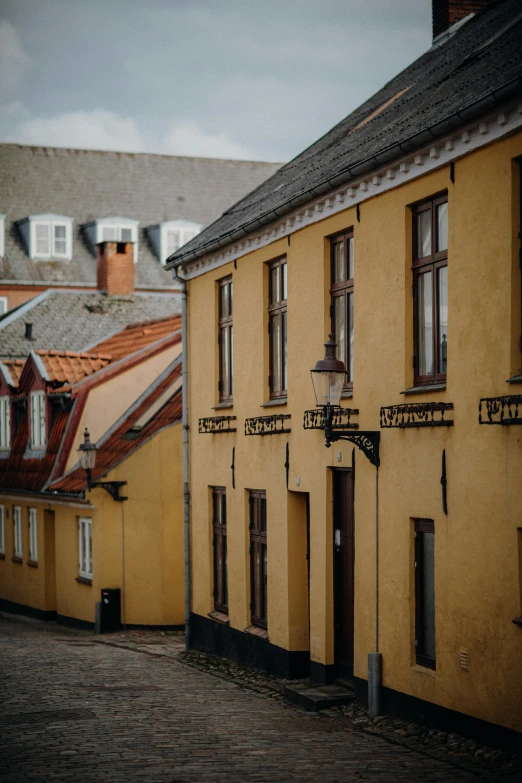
[186,130,522,732]
[65,342,181,472]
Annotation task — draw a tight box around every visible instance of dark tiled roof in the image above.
[0,145,282,288]
[0,289,180,358]
[88,315,182,359]
[171,0,522,265]
[50,361,182,493]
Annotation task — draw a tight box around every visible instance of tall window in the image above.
[0,395,10,449]
[29,508,38,562]
[268,257,287,399]
[218,277,233,402]
[330,231,354,387]
[414,518,435,669]
[13,506,22,559]
[412,194,448,385]
[212,487,228,613]
[30,392,46,450]
[79,517,92,580]
[249,490,267,629]
[0,505,5,555]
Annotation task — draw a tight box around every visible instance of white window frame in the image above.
[29,215,73,260]
[13,505,22,558]
[0,395,10,450]
[0,296,8,315]
[96,218,139,263]
[79,517,92,580]
[0,214,5,258]
[30,391,46,450]
[160,220,201,265]
[29,507,38,562]
[0,505,5,555]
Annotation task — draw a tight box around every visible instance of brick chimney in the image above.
[432,0,500,40]
[96,241,135,296]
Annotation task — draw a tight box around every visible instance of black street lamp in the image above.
[311,334,380,465]
[77,428,128,502]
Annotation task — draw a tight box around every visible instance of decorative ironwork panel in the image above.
[380,402,454,428]
[244,414,291,436]
[303,407,359,430]
[198,416,237,434]
[479,395,522,425]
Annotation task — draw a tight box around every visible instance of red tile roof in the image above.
[1,359,25,387]
[89,316,182,360]
[50,361,182,494]
[36,350,112,386]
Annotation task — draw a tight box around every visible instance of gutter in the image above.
[173,267,191,653]
[166,76,522,270]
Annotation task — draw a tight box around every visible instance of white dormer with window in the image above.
[147,220,202,265]
[30,391,46,450]
[0,214,5,258]
[17,214,73,260]
[84,217,139,263]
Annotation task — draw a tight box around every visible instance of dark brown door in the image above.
[333,469,354,680]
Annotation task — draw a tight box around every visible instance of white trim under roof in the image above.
[175,100,522,281]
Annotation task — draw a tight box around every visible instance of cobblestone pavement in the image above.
[0,615,518,783]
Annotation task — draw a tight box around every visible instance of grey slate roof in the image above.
[170,0,522,266]
[0,145,281,289]
[0,289,180,358]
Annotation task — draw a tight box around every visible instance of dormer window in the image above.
[17,214,73,260]
[30,391,46,450]
[146,220,202,265]
[84,217,139,263]
[0,395,10,450]
[0,214,5,258]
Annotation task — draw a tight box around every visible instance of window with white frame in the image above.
[30,392,46,450]
[79,517,92,579]
[163,221,201,264]
[94,218,139,263]
[13,506,22,558]
[0,504,5,555]
[29,507,38,562]
[0,296,8,315]
[0,214,5,257]
[0,395,10,449]
[26,215,73,260]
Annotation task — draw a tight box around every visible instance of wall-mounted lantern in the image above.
[77,428,128,502]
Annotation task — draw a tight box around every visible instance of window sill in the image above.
[507,374,522,385]
[261,398,287,408]
[244,624,268,640]
[11,555,23,564]
[401,383,446,396]
[512,616,522,626]
[76,575,92,586]
[212,401,234,410]
[209,610,230,625]
[26,560,38,568]
[411,663,436,676]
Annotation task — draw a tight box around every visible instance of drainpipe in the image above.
[173,270,191,653]
[368,466,381,718]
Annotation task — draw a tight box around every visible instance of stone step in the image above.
[284,679,355,712]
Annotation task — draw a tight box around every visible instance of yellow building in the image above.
[0,318,184,629]
[166,0,522,750]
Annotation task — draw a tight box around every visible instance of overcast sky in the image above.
[0,0,432,162]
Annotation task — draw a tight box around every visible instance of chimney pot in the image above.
[96,240,135,297]
[25,322,33,340]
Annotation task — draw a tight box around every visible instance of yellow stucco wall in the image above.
[65,342,181,473]
[186,130,522,732]
[1,421,184,628]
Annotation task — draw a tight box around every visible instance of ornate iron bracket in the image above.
[326,430,380,467]
[380,402,454,428]
[245,414,291,436]
[198,416,237,433]
[303,407,359,430]
[478,395,522,425]
[86,468,128,502]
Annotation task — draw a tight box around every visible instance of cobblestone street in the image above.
[0,615,516,782]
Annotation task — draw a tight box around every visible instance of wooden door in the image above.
[333,469,354,679]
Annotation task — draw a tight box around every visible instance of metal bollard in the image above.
[368,652,382,718]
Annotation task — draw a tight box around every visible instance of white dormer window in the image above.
[30,391,46,450]
[146,220,202,265]
[84,217,139,263]
[0,214,5,258]
[17,214,73,260]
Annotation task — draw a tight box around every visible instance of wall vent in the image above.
[459,647,469,671]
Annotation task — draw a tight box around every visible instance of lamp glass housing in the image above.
[77,428,97,471]
[311,368,346,408]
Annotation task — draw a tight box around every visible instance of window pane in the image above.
[167,230,180,254]
[437,266,448,375]
[282,310,288,392]
[260,497,266,532]
[282,262,288,300]
[54,240,66,254]
[271,314,281,392]
[270,266,280,304]
[437,203,448,252]
[422,532,436,660]
[333,241,345,283]
[220,327,230,397]
[88,523,92,575]
[229,326,233,397]
[54,225,66,239]
[334,295,346,366]
[102,226,117,240]
[348,237,354,280]
[220,283,229,318]
[416,210,431,258]
[35,223,50,254]
[417,272,433,377]
[229,282,233,317]
[120,227,132,242]
[348,292,354,382]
